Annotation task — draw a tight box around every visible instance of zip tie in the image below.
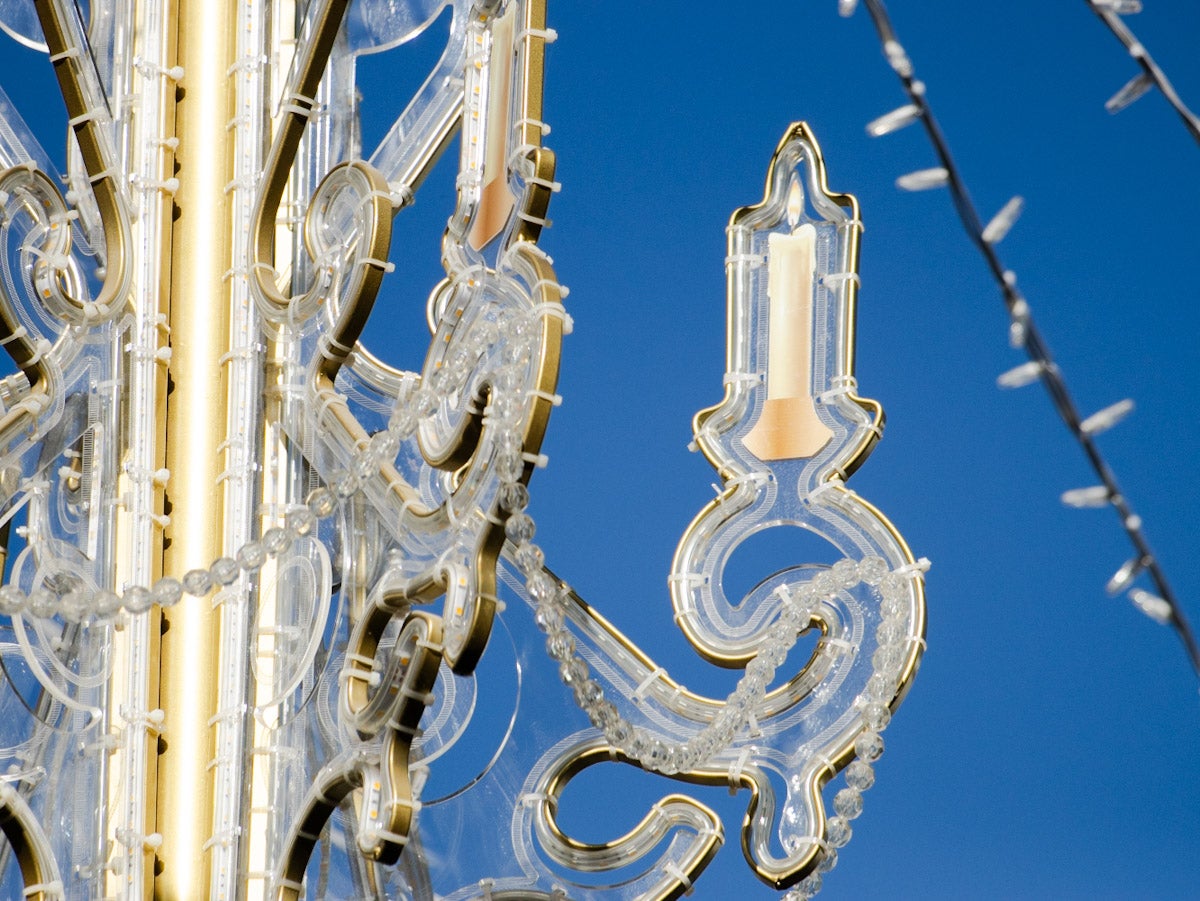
[525,388,562,406]
[661,861,694,895]
[274,876,304,893]
[24,881,65,898]
[725,252,765,268]
[201,828,241,851]
[48,47,81,62]
[88,168,119,186]
[358,255,395,272]
[521,450,549,468]
[525,173,561,191]
[67,109,105,128]
[513,116,552,136]
[516,210,550,227]
[811,750,839,781]
[823,637,857,656]
[226,55,267,76]
[821,271,861,289]
[745,710,762,738]
[363,825,410,847]
[667,572,706,588]
[896,557,932,576]
[530,281,568,300]
[804,477,845,504]
[727,746,752,793]
[723,371,762,386]
[633,666,667,703]
[0,326,28,345]
[516,26,558,43]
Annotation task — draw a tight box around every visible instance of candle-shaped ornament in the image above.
[742,211,834,461]
[468,4,517,250]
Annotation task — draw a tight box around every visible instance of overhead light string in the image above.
[841,0,1200,681]
[1083,0,1200,146]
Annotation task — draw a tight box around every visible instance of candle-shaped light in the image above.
[743,179,834,461]
[468,5,517,250]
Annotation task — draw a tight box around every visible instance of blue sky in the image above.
[3,1,1199,898]
[517,2,1200,898]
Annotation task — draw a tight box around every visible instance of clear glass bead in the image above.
[210,557,240,586]
[797,873,822,897]
[876,617,907,646]
[306,487,336,518]
[825,815,853,848]
[513,542,544,575]
[58,590,89,623]
[494,451,524,483]
[0,585,25,615]
[262,527,290,556]
[854,730,885,763]
[545,631,575,661]
[504,513,535,544]
[573,679,604,709]
[94,589,122,619]
[845,759,875,791]
[388,409,417,439]
[27,588,56,619]
[865,672,897,703]
[526,571,556,605]
[236,542,266,572]
[859,555,888,585]
[558,657,588,687]
[286,507,316,538]
[862,701,892,732]
[881,591,908,619]
[496,481,529,512]
[124,586,153,614]
[816,848,839,875]
[152,578,183,608]
[834,787,863,820]
[832,558,859,588]
[812,570,837,595]
[535,603,563,632]
[605,720,632,747]
[182,568,213,596]
[872,643,906,677]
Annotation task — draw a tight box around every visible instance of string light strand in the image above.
[1084,0,1200,146]
[850,0,1200,681]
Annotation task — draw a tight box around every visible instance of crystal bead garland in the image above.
[0,301,918,895]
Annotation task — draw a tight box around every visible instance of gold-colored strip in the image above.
[154,0,237,895]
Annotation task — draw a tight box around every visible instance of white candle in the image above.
[468,6,517,250]
[766,224,816,400]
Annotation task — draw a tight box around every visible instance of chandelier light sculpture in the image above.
[0,1,925,898]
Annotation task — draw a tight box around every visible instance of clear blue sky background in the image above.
[4,2,1199,898]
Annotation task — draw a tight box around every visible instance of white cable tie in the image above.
[525,173,561,191]
[723,371,762,387]
[519,791,555,809]
[67,109,104,128]
[530,282,569,301]
[817,383,853,404]
[358,255,395,273]
[516,26,558,43]
[24,881,65,897]
[724,252,765,269]
[727,746,752,793]
[823,637,857,656]
[0,326,28,346]
[896,557,932,576]
[48,47,82,63]
[88,167,118,186]
[513,116,552,137]
[525,388,562,406]
[804,477,845,504]
[516,210,550,227]
[521,451,549,468]
[633,666,667,703]
[274,876,305,892]
[662,860,694,895]
[821,271,861,289]
[667,572,706,588]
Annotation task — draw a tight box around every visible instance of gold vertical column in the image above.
[157,0,237,896]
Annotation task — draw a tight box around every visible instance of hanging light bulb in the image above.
[996,360,1043,389]
[1061,486,1111,508]
[1106,557,1144,596]
[1092,0,1143,14]
[1129,589,1172,625]
[866,104,920,137]
[838,0,859,17]
[1080,398,1134,436]
[981,196,1024,244]
[895,167,948,192]
[1105,72,1154,113]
